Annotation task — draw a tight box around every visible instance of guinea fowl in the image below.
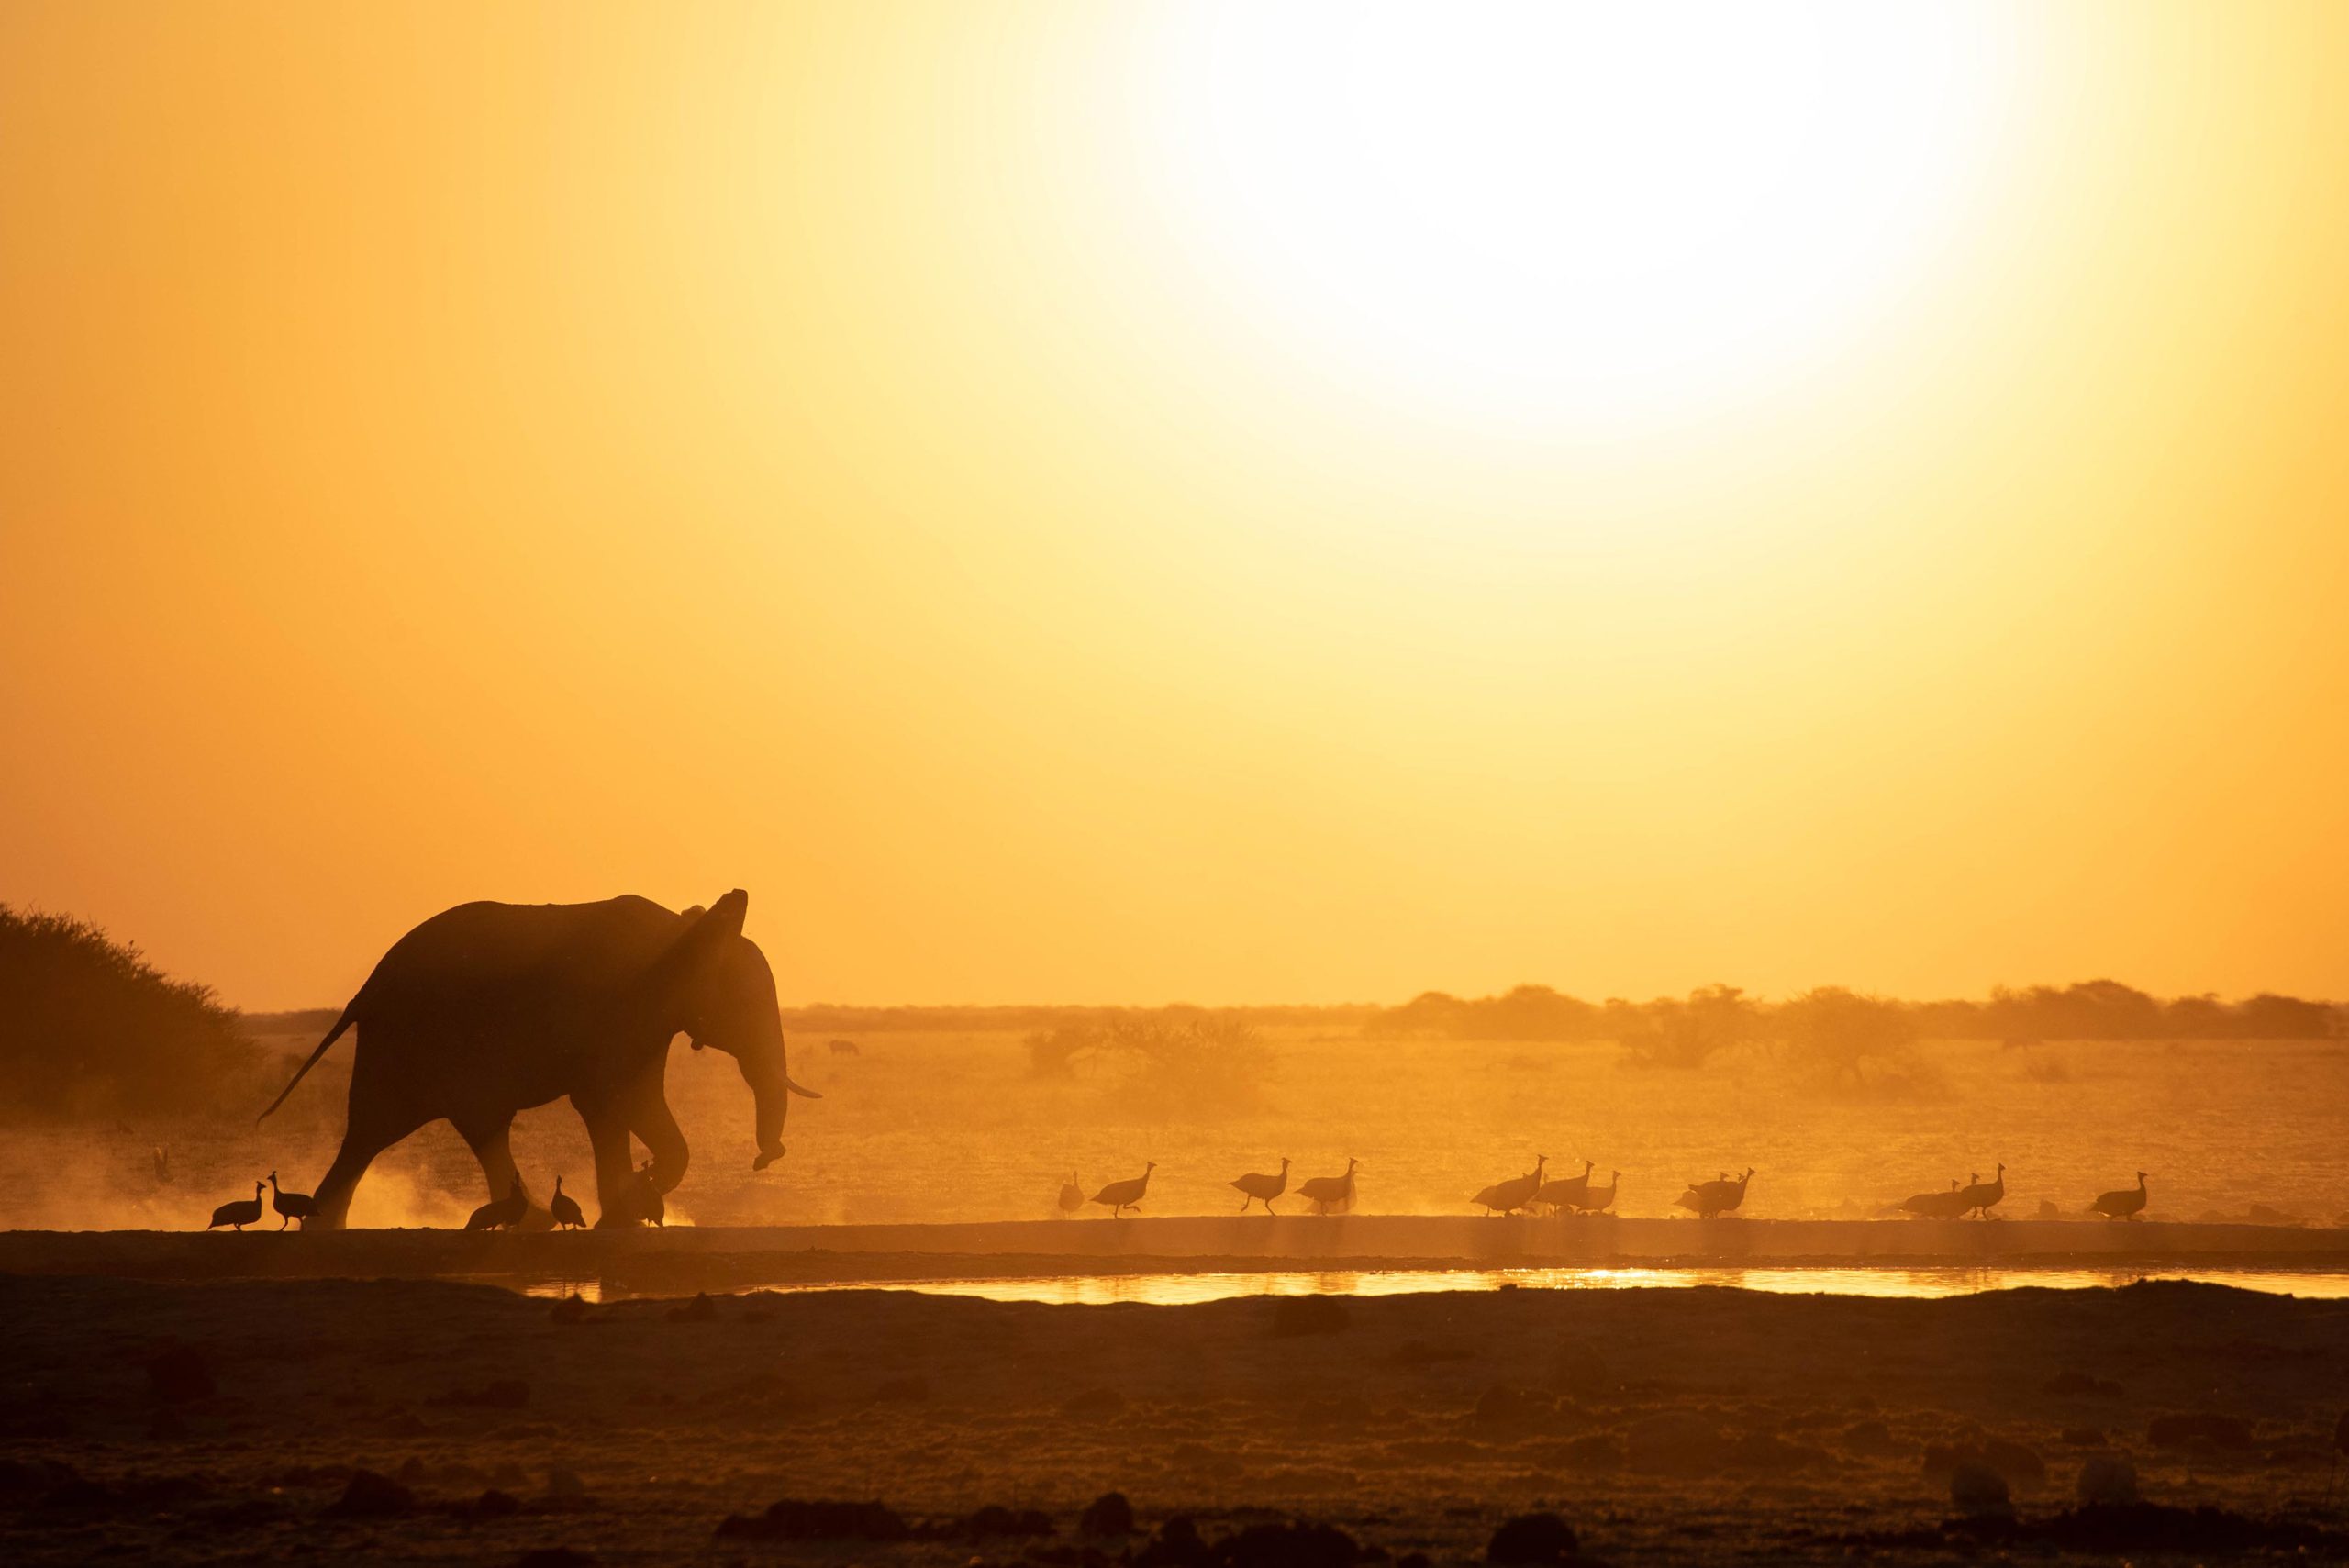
[1057,1171,1084,1217]
[1535,1159,1595,1215]
[1297,1157,1359,1216]
[1229,1156,1291,1215]
[632,1163,667,1228]
[267,1171,315,1229]
[1572,1170,1620,1214]
[1090,1162,1156,1217]
[2092,1171,2148,1221]
[1959,1163,2007,1218]
[1473,1154,1547,1217]
[548,1175,586,1230]
[207,1181,265,1231]
[1677,1167,1754,1219]
[465,1174,529,1232]
[1899,1178,1970,1219]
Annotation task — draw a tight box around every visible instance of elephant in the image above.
[257,888,818,1229]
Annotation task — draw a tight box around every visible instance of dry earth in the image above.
[2,1274,2347,1563]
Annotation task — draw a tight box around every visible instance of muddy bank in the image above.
[0,1273,2343,1564]
[5,1215,2346,1293]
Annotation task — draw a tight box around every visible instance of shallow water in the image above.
[517,1262,2349,1306]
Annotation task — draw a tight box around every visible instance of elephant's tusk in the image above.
[784,1074,822,1099]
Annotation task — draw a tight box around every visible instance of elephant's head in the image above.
[646,889,819,1170]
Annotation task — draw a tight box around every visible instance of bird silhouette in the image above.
[1297,1157,1359,1216]
[1229,1157,1290,1215]
[267,1171,315,1229]
[548,1175,586,1230]
[2091,1171,2148,1222]
[1089,1162,1155,1217]
[1899,1178,1970,1219]
[465,1174,529,1231]
[208,1181,264,1231]
[1535,1159,1595,1215]
[629,1162,666,1227]
[1959,1163,2006,1219]
[1473,1155,1547,1217]
[1572,1170,1620,1214]
[1057,1171,1084,1217]
[1676,1168,1753,1219]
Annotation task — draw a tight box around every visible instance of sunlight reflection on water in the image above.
[519,1264,2349,1306]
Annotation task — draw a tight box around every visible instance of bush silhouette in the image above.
[0,905,258,1121]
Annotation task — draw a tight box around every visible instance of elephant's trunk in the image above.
[739,1041,815,1171]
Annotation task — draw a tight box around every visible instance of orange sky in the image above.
[5,4,2348,1009]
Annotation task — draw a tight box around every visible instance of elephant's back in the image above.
[356,895,684,1016]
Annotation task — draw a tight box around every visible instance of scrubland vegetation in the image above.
[0,906,261,1121]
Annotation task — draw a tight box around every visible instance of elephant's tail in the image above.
[256,1004,358,1122]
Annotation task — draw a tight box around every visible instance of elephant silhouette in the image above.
[259,888,818,1229]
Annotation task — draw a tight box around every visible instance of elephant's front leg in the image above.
[621,1068,691,1197]
[573,1093,644,1229]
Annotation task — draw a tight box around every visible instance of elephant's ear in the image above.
[641,889,748,1006]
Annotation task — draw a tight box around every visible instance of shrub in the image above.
[0,906,259,1121]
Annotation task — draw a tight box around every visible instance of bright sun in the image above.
[1136,4,2011,430]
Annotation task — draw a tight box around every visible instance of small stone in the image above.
[1080,1491,1135,1536]
[2076,1452,2138,1506]
[1487,1510,1578,1564]
[665,1293,718,1323]
[1949,1461,2011,1519]
[1062,1387,1126,1419]
[1270,1296,1351,1338]
[328,1469,416,1518]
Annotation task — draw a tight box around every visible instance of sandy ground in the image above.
[2,1273,2345,1564]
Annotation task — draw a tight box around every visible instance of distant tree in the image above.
[1775,986,1920,1089]
[0,906,259,1120]
[1363,991,1468,1040]
[2232,992,2338,1040]
[1357,977,2343,1049]
[2163,993,2234,1039]
[1618,984,1759,1070]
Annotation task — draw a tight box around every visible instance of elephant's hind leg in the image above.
[310,1107,426,1230]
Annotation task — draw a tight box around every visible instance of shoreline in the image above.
[4,1216,2345,1295]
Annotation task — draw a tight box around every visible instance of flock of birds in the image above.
[208,1157,2157,1230]
[204,1173,312,1231]
[206,1168,648,1232]
[1060,1157,1366,1218]
[1052,1155,1642,1219]
[1049,1159,2159,1223]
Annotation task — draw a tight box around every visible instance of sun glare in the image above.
[1138,4,2013,430]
